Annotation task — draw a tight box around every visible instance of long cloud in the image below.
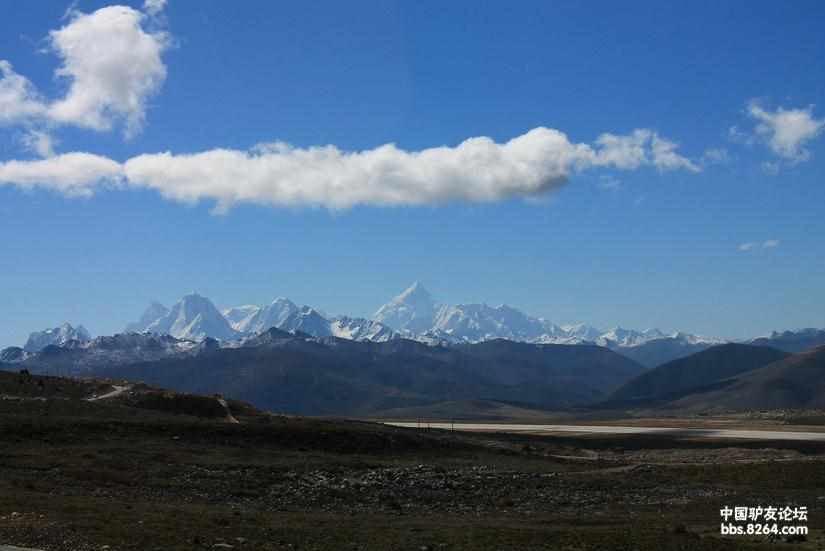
[0,127,698,209]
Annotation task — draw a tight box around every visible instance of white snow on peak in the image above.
[23,322,92,352]
[115,286,727,350]
[222,304,261,326]
[373,282,437,333]
[145,293,238,341]
[330,316,398,342]
[125,301,169,333]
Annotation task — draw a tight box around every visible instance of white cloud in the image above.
[747,101,825,162]
[0,61,47,124]
[0,127,699,208]
[650,135,700,172]
[739,239,781,252]
[0,152,122,196]
[0,5,169,140]
[592,130,650,169]
[143,0,167,16]
[592,129,698,172]
[122,127,699,210]
[47,6,169,137]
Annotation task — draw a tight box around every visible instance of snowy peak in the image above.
[222,298,300,333]
[597,327,665,347]
[373,282,437,332]
[114,287,728,352]
[125,301,169,333]
[561,324,603,341]
[396,281,432,304]
[222,305,261,330]
[23,322,91,353]
[431,303,558,342]
[250,297,299,333]
[330,316,398,342]
[145,293,238,341]
[280,306,332,337]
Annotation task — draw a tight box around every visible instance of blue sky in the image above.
[1,0,824,347]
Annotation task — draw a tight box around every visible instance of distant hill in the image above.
[609,337,715,368]
[748,328,825,353]
[668,346,825,412]
[6,330,643,416]
[606,343,789,407]
[370,399,562,422]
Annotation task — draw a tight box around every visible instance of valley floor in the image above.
[385,421,825,441]
[1,380,824,550]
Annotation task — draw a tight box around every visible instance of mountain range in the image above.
[110,283,728,366]
[13,283,825,368]
[23,322,91,353]
[0,327,645,415]
[667,345,825,411]
[602,342,825,413]
[605,343,790,407]
[5,325,825,416]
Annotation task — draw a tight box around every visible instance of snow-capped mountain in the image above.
[373,281,437,333]
[224,298,299,334]
[747,328,825,353]
[560,324,603,341]
[372,283,726,359]
[3,332,202,376]
[430,303,564,342]
[222,305,261,331]
[596,327,667,348]
[1,346,30,362]
[129,294,396,343]
[125,302,169,333]
[330,316,398,342]
[143,293,239,341]
[373,283,594,344]
[279,306,333,337]
[114,285,727,367]
[24,323,92,353]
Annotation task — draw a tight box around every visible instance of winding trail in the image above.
[216,396,240,424]
[86,384,130,402]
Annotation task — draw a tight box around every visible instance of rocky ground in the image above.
[1,374,824,550]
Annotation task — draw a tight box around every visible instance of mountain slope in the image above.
[12,332,644,415]
[455,339,644,404]
[607,343,789,406]
[610,337,717,368]
[222,304,262,331]
[668,346,825,411]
